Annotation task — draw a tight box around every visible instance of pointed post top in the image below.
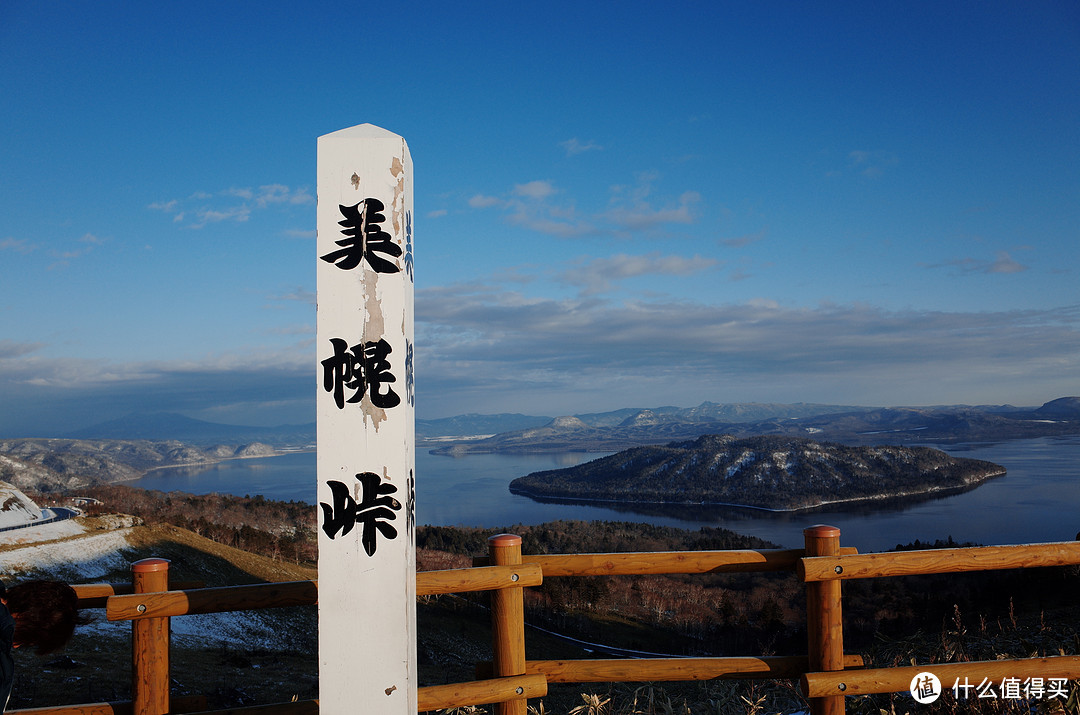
[320,123,404,141]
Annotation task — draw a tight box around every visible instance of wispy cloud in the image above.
[0,340,43,360]
[0,238,36,254]
[271,287,316,305]
[470,181,598,237]
[514,180,557,200]
[560,138,602,156]
[268,324,315,336]
[559,252,719,295]
[149,185,314,229]
[47,233,106,269]
[845,150,898,178]
[470,171,700,238]
[0,345,314,434]
[986,251,1028,274]
[468,194,503,209]
[603,171,700,232]
[924,250,1030,275]
[604,190,700,231]
[720,228,767,248]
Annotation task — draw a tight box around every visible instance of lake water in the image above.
[128,435,1080,552]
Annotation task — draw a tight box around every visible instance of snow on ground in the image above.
[0,528,134,580]
[80,603,314,653]
[0,482,42,527]
[0,518,86,545]
[0,521,314,652]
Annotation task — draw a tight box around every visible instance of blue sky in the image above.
[1,1,1078,435]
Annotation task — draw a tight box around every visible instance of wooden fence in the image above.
[10,526,1080,715]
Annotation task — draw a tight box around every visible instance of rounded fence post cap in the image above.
[132,558,171,573]
[804,524,841,538]
[488,533,522,548]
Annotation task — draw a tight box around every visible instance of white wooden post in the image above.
[316,123,415,713]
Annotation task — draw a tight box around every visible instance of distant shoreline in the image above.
[133,448,315,478]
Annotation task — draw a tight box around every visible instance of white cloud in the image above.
[193,205,251,226]
[924,250,1030,275]
[471,172,701,238]
[0,346,314,434]
[414,283,1080,414]
[560,252,719,295]
[560,138,602,156]
[513,180,556,200]
[149,184,314,228]
[506,209,596,238]
[45,233,106,269]
[0,237,35,254]
[605,190,700,230]
[468,194,503,209]
[272,287,316,305]
[845,150,898,178]
[720,228,767,248]
[0,340,43,360]
[988,251,1027,274]
[148,199,179,213]
[3,287,1077,432]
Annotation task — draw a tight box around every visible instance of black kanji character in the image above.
[321,337,401,410]
[320,472,401,555]
[320,199,402,273]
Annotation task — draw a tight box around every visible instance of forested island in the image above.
[509,434,1005,511]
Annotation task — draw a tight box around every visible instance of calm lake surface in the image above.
[128,435,1080,552]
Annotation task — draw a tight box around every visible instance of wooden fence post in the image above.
[131,558,170,715]
[804,525,845,715]
[489,534,527,715]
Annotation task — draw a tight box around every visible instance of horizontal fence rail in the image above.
[103,563,543,620]
[71,581,204,609]
[481,655,867,683]
[417,674,548,713]
[4,695,208,715]
[13,530,1080,715]
[802,655,1080,698]
[799,540,1080,581]
[475,546,858,575]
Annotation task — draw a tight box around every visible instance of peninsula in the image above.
[508,434,1006,512]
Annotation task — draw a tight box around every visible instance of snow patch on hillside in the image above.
[0,480,43,527]
[0,519,85,545]
[0,529,134,580]
[0,524,314,653]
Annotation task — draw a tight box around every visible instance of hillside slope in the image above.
[0,518,317,709]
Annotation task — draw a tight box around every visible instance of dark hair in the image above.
[4,580,80,655]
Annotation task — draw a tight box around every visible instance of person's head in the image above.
[2,580,79,655]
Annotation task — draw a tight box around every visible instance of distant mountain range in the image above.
[0,438,278,493]
[36,396,1080,453]
[67,412,317,447]
[431,397,1080,454]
